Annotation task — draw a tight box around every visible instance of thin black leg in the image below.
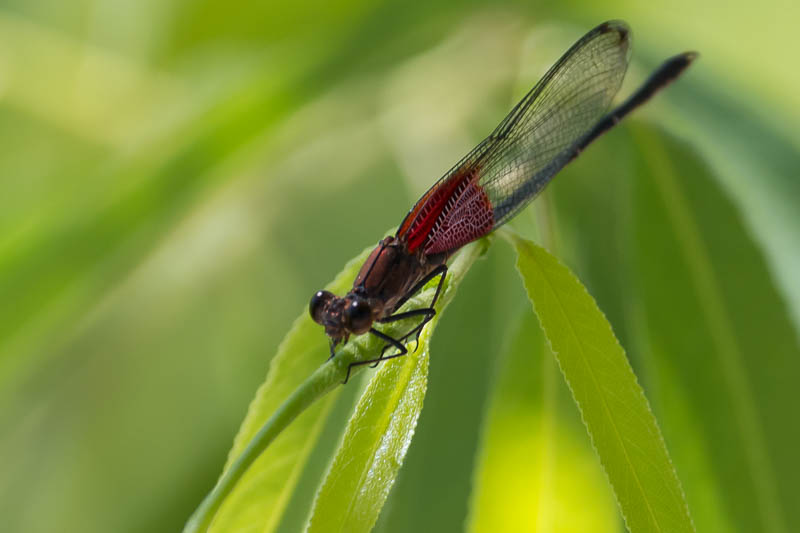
[343,328,407,384]
[341,265,448,384]
[378,308,435,356]
[380,265,448,350]
[390,265,448,314]
[327,340,337,361]
[377,307,436,324]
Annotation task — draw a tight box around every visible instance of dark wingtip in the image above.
[599,20,630,43]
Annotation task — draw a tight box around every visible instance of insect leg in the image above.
[390,265,448,314]
[343,266,449,384]
[377,308,435,355]
[343,328,408,384]
[381,265,448,350]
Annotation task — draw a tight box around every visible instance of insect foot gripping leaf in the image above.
[504,231,694,533]
[306,240,488,533]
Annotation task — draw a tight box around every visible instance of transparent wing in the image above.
[481,20,631,226]
[397,21,632,253]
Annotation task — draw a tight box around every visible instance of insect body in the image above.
[309,21,696,381]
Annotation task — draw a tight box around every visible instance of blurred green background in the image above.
[1,1,798,532]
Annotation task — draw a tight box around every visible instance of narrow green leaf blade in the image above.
[467,309,619,532]
[307,240,487,533]
[508,234,694,533]
[202,247,373,533]
[371,246,517,533]
[630,124,800,532]
[308,325,429,533]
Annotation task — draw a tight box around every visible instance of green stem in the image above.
[183,362,340,533]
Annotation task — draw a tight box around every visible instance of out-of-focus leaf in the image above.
[200,246,371,533]
[467,309,619,532]
[307,240,488,533]
[0,54,310,395]
[629,124,800,532]
[661,82,800,325]
[508,233,693,532]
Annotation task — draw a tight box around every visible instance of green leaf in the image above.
[371,244,520,533]
[660,77,800,323]
[186,246,372,533]
[467,309,619,532]
[307,239,488,533]
[505,231,694,532]
[629,124,800,532]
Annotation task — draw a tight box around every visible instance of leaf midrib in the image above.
[522,243,663,532]
[637,128,786,533]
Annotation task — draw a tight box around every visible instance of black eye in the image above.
[310,290,333,324]
[345,299,373,334]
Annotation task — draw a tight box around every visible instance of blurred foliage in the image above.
[0,1,798,532]
[467,308,620,532]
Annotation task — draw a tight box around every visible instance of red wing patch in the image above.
[397,166,494,256]
[423,181,493,255]
[398,168,475,253]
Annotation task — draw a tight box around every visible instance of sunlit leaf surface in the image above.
[510,234,694,532]
[467,310,619,532]
[307,241,486,533]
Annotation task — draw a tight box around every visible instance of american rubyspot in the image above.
[310,20,696,382]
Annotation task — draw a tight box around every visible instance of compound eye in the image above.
[344,299,373,335]
[309,290,334,324]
